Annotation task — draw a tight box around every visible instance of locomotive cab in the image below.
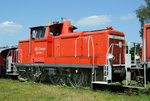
[28,20,77,63]
[31,27,46,40]
[30,26,53,63]
[31,20,77,38]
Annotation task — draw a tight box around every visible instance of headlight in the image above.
[108,54,115,60]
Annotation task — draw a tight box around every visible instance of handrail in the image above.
[75,36,95,74]
[127,41,146,88]
[75,37,87,57]
[127,42,142,65]
[106,43,119,66]
[6,49,22,64]
[105,43,123,81]
[88,36,95,75]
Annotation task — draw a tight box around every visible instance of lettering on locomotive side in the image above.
[35,47,46,54]
[35,47,46,51]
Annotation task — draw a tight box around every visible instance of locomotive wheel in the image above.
[18,71,27,82]
[49,74,61,85]
[26,67,41,82]
[17,66,28,82]
[69,70,84,86]
[71,73,84,86]
[49,70,61,85]
[32,68,42,82]
[26,67,35,81]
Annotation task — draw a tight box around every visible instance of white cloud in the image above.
[0,21,23,34]
[120,14,135,20]
[75,15,111,26]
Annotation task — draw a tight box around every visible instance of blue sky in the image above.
[0,0,145,46]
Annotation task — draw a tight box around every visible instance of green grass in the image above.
[0,78,150,101]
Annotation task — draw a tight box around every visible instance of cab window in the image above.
[32,28,46,39]
[49,27,60,36]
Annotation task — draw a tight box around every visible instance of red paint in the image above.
[0,54,5,77]
[18,20,125,65]
[0,54,5,65]
[142,23,150,62]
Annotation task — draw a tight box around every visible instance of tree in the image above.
[136,0,150,39]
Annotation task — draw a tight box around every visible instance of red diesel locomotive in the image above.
[15,19,125,86]
[1,18,150,88]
